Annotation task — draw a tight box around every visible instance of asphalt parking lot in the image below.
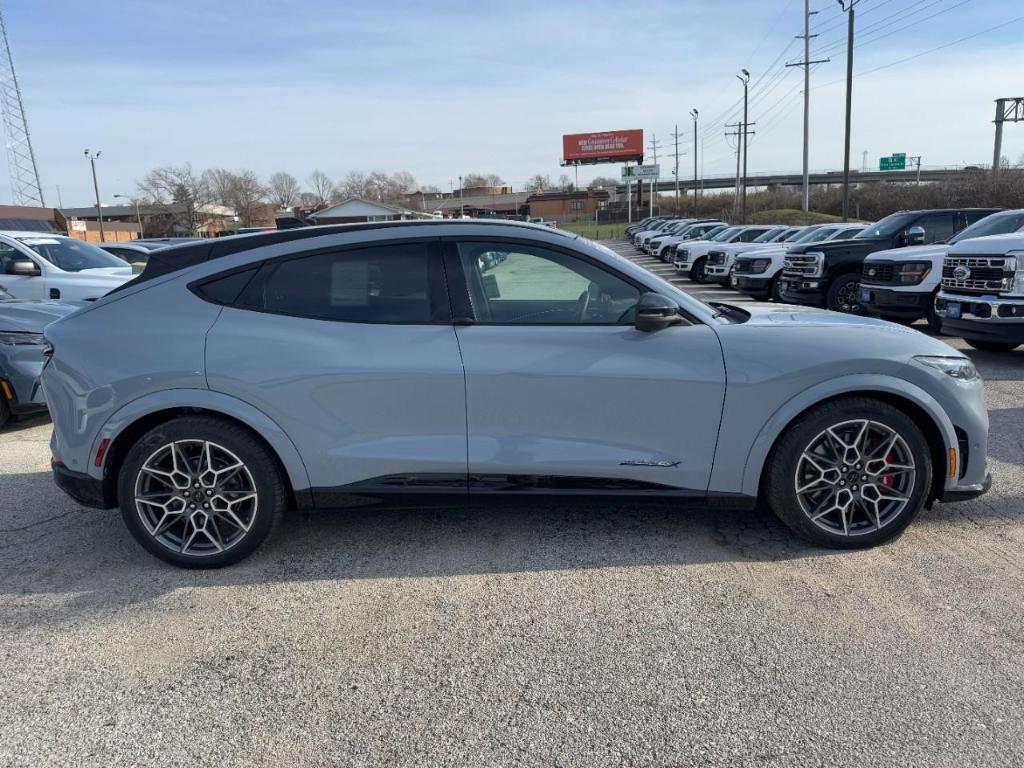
[2,242,1023,767]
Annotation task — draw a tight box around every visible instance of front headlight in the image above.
[897,261,932,285]
[0,331,44,346]
[1008,250,1024,294]
[915,355,980,381]
[751,258,771,274]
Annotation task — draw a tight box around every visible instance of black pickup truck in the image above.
[778,208,1000,313]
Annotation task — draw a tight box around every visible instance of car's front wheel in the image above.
[827,273,863,313]
[118,416,287,568]
[765,397,932,548]
[690,257,709,283]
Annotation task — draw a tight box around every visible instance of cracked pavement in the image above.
[0,338,1022,767]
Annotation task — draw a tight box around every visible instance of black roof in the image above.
[110,220,571,294]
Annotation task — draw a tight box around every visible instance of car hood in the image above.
[864,243,947,262]
[76,267,135,279]
[0,299,81,332]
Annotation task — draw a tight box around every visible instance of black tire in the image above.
[118,415,287,568]
[764,397,932,549]
[0,395,10,429]
[826,273,863,313]
[925,290,943,334]
[690,257,710,283]
[770,274,784,302]
[965,339,1021,353]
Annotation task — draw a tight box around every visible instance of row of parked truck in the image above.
[625,207,1024,352]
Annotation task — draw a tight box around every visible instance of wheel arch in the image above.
[740,375,955,502]
[90,389,313,510]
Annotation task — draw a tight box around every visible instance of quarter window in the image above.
[457,242,640,324]
[235,242,439,323]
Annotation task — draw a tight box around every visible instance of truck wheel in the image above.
[925,290,943,334]
[827,273,863,314]
[770,275,784,302]
[965,339,1020,353]
[765,397,932,548]
[117,415,287,568]
[690,258,709,283]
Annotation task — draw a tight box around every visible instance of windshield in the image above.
[949,211,1024,244]
[794,226,835,243]
[752,228,784,243]
[711,227,741,242]
[17,237,129,272]
[855,212,918,239]
[778,228,802,242]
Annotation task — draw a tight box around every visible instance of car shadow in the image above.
[0,471,836,622]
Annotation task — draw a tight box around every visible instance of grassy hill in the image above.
[749,209,844,225]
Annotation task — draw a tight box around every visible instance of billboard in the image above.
[562,129,644,165]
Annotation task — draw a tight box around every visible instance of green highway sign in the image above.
[880,153,907,171]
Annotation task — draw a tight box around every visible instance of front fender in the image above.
[88,388,313,501]
[736,374,957,497]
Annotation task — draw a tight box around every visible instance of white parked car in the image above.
[674,226,776,283]
[730,223,868,301]
[704,226,797,283]
[652,222,728,262]
[631,219,687,249]
[861,209,1024,332]
[0,232,133,301]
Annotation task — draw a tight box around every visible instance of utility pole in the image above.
[671,124,681,213]
[992,97,1024,174]
[458,175,464,217]
[725,123,743,218]
[838,0,860,222]
[114,193,144,238]
[862,150,868,172]
[648,134,661,217]
[786,0,829,213]
[737,69,751,224]
[84,149,104,242]
[909,156,922,185]
[690,109,699,216]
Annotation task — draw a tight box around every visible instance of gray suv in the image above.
[41,221,991,567]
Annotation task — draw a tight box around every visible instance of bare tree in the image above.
[136,164,212,234]
[588,176,618,190]
[201,168,267,225]
[267,171,300,209]
[557,174,574,192]
[308,169,334,206]
[298,191,320,207]
[461,172,504,189]
[524,174,551,193]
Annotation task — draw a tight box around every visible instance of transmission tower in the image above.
[0,8,44,207]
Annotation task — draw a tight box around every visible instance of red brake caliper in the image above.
[880,453,895,487]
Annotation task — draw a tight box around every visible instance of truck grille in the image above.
[941,256,1015,294]
[708,250,726,266]
[783,253,821,277]
[861,262,896,285]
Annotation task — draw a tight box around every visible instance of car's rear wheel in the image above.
[690,257,709,283]
[118,416,287,568]
[827,273,863,313]
[965,339,1020,353]
[765,397,932,548]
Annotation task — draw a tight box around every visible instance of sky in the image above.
[5,0,1024,207]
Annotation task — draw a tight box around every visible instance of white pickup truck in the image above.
[704,226,796,284]
[860,209,1024,332]
[0,232,133,302]
[935,231,1024,352]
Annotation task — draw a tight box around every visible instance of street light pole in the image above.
[737,69,750,224]
[690,109,699,216]
[84,149,104,242]
[458,175,464,218]
[114,194,144,238]
[838,0,859,222]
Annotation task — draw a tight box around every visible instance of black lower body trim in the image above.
[939,473,992,503]
[52,459,115,509]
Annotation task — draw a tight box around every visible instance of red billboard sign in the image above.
[562,129,644,165]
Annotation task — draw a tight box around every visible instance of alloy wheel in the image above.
[794,419,916,537]
[835,279,861,313]
[133,440,259,556]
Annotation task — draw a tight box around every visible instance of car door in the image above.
[204,238,468,501]
[445,237,726,495]
[0,242,46,300]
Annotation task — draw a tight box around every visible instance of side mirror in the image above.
[635,292,684,332]
[903,225,926,246]
[6,258,40,276]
